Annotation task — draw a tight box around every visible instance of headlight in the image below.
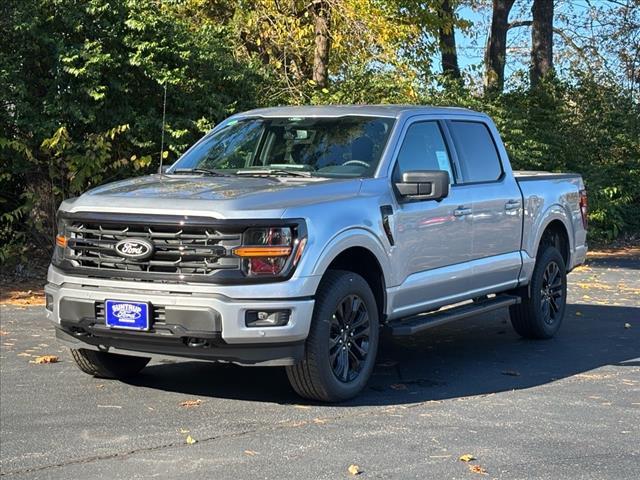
[52,216,67,265]
[234,227,306,277]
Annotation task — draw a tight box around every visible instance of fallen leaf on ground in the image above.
[179,399,202,408]
[468,465,488,475]
[96,384,105,389]
[348,464,362,475]
[313,418,328,424]
[185,435,197,445]
[501,370,520,376]
[624,323,631,329]
[459,454,476,462]
[287,420,307,427]
[244,449,258,456]
[294,404,311,409]
[0,286,46,306]
[33,355,59,364]
[0,330,8,336]
[179,428,190,434]
[390,383,407,390]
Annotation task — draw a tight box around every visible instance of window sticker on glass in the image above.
[435,151,449,171]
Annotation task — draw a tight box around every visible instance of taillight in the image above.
[579,189,588,229]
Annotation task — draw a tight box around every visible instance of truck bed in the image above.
[514,170,587,272]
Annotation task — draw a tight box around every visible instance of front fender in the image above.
[309,227,392,283]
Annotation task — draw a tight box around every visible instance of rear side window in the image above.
[393,121,454,182]
[448,121,502,183]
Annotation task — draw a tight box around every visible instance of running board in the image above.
[388,294,521,336]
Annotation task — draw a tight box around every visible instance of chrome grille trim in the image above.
[64,223,241,277]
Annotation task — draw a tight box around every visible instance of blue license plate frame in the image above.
[105,300,150,331]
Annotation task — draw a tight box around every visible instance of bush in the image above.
[2,1,638,265]
[1,0,271,262]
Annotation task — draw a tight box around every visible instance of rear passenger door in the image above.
[445,120,523,292]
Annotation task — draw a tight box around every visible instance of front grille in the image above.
[64,220,241,278]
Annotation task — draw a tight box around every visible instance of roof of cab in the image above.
[237,104,482,119]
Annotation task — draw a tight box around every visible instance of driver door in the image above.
[389,119,473,317]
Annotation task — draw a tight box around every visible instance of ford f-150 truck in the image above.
[46,105,588,402]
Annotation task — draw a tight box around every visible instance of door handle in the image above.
[453,207,472,217]
[505,199,522,210]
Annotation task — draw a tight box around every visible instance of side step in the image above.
[388,294,521,336]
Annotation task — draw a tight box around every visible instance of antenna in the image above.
[159,82,167,173]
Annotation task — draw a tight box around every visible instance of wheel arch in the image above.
[528,204,575,269]
[537,219,571,267]
[310,229,390,322]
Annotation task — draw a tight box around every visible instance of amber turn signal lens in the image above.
[233,246,292,257]
[55,235,67,248]
[293,237,307,266]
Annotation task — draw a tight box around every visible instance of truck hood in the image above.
[60,174,363,219]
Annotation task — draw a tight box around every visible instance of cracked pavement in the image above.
[1,253,638,479]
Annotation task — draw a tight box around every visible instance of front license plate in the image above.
[105,300,150,331]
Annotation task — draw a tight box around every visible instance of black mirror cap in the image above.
[395,170,450,201]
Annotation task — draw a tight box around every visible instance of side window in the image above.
[393,122,454,182]
[448,121,503,183]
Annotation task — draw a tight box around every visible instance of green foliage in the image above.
[1,0,270,260]
[1,0,639,265]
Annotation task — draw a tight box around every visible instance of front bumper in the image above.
[45,267,315,366]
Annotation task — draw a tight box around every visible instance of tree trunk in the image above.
[530,0,554,87]
[484,0,516,95]
[312,0,330,88]
[438,0,461,81]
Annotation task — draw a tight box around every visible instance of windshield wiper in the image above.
[170,168,227,177]
[235,168,313,178]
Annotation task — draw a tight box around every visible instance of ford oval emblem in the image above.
[114,238,154,260]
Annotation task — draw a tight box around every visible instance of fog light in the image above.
[45,293,54,312]
[245,310,290,327]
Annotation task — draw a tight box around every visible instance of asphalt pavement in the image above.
[1,254,638,479]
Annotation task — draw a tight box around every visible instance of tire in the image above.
[70,348,150,379]
[286,270,379,402]
[510,246,567,339]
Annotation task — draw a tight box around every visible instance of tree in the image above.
[484,0,516,94]
[530,0,554,87]
[216,0,441,102]
[0,0,266,255]
[312,0,331,88]
[438,0,461,80]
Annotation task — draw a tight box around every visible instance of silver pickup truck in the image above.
[46,105,588,401]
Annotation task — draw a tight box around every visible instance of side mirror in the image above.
[158,164,170,174]
[395,170,450,201]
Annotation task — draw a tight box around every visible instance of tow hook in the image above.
[186,337,208,348]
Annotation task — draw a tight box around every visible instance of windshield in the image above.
[169,116,395,178]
